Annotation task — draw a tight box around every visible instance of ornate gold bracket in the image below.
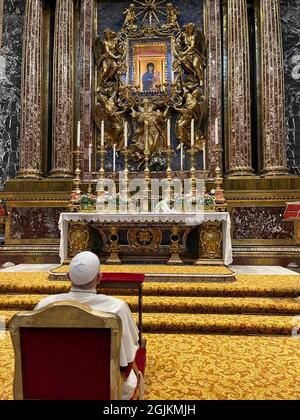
[107,226,122,264]
[68,221,90,258]
[194,221,223,265]
[167,225,183,264]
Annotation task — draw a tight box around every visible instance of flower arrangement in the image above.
[79,193,96,210]
[149,152,166,171]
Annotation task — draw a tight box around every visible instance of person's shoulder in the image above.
[97,294,127,309]
[35,293,69,310]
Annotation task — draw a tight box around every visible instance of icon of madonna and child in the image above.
[142,62,161,92]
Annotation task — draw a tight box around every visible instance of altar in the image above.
[59,212,233,266]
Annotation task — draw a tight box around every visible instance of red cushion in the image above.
[135,348,146,376]
[101,273,145,284]
[283,204,300,220]
[120,347,147,379]
[20,328,111,400]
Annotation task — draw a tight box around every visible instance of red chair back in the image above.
[20,327,111,400]
[10,302,122,400]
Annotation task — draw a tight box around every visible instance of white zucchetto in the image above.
[69,251,100,286]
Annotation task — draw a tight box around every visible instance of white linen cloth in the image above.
[59,212,233,265]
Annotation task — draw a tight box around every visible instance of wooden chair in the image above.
[9,301,123,400]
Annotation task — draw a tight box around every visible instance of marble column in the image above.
[0,0,3,48]
[261,0,289,176]
[227,0,253,176]
[80,0,96,176]
[206,0,222,178]
[18,0,43,178]
[50,0,74,178]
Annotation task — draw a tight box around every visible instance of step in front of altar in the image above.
[48,264,236,282]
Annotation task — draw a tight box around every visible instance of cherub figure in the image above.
[122,4,137,31]
[166,3,180,29]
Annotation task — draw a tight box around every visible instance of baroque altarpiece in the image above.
[0,0,299,265]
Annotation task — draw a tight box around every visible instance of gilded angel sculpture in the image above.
[94,94,126,151]
[174,23,206,87]
[174,89,206,149]
[129,99,170,167]
[93,29,125,91]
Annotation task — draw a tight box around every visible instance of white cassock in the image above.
[35,288,139,400]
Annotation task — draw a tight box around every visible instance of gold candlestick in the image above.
[165,147,174,202]
[97,145,106,193]
[72,148,83,198]
[165,147,174,183]
[213,144,227,211]
[143,149,151,212]
[121,148,129,201]
[188,146,197,197]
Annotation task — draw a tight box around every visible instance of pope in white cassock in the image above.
[35,251,141,400]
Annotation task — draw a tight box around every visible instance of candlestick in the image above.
[101,120,105,147]
[113,144,116,172]
[203,142,206,171]
[165,147,174,182]
[124,122,128,148]
[215,118,219,145]
[97,144,106,194]
[180,143,184,172]
[88,143,92,173]
[77,121,81,148]
[70,148,83,209]
[191,119,195,147]
[167,119,171,147]
[188,146,196,199]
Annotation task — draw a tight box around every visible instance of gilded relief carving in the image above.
[68,221,90,257]
[199,221,222,260]
[128,227,162,250]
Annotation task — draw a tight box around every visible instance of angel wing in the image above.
[195,30,207,63]
[93,36,105,68]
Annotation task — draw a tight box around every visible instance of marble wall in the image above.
[232,207,294,240]
[10,207,65,239]
[280,0,300,175]
[0,0,24,188]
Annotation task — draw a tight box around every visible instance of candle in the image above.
[191,119,195,147]
[77,121,81,148]
[113,144,116,172]
[88,143,92,173]
[101,120,105,147]
[180,143,184,172]
[203,142,206,171]
[215,118,219,145]
[167,119,171,147]
[124,122,128,148]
